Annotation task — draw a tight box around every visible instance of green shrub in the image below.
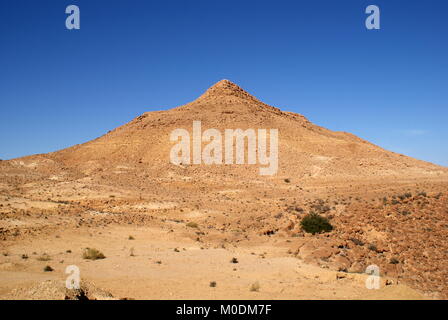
[300,213,333,234]
[82,248,105,260]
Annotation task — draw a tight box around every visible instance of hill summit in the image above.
[4,79,447,182]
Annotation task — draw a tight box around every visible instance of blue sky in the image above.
[0,0,447,166]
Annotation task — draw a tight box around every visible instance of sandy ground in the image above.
[0,223,425,300]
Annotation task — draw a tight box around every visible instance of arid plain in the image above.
[1,80,447,299]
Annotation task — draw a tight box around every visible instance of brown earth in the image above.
[0,80,447,299]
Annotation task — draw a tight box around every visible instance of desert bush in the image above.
[82,248,105,260]
[350,238,364,246]
[310,199,331,214]
[128,235,135,240]
[390,257,400,265]
[250,282,260,292]
[300,213,333,234]
[43,265,54,272]
[186,222,198,228]
[37,254,51,261]
[398,193,412,200]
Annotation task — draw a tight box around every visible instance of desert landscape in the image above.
[0,80,447,300]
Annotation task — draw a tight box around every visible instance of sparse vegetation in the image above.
[2,78,448,301]
[398,193,412,201]
[82,248,105,260]
[350,238,364,246]
[310,199,331,214]
[186,222,198,228]
[250,282,260,292]
[37,254,51,261]
[300,213,333,234]
[390,257,400,265]
[43,265,53,272]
